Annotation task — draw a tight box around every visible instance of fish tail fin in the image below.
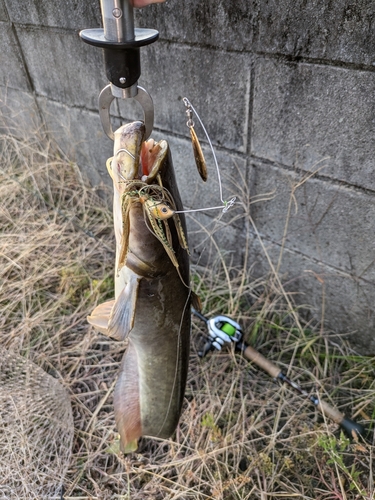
[114,341,142,454]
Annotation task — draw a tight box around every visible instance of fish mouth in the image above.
[112,121,168,185]
[140,137,168,184]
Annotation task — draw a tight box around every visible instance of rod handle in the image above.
[243,345,281,379]
[317,400,366,438]
[242,344,366,439]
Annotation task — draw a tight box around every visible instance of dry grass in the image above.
[0,129,374,499]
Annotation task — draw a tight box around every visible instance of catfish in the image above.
[88,121,192,452]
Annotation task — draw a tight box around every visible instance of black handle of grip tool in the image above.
[80,28,158,89]
[79,0,158,90]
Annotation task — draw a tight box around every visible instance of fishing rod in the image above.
[192,308,366,440]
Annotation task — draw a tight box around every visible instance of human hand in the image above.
[132,0,165,7]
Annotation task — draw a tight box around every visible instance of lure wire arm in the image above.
[192,308,366,440]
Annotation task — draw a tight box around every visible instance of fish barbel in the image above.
[88,121,191,453]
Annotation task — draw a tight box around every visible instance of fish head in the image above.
[112,121,145,185]
[112,122,169,185]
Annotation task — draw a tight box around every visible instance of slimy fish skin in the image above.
[88,121,191,453]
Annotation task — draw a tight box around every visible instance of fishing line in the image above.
[156,286,193,437]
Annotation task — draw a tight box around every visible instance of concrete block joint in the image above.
[1,0,374,352]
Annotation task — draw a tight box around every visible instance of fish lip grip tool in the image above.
[80,0,158,140]
[193,309,367,441]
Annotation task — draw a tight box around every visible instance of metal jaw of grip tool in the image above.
[79,0,158,140]
[192,309,367,441]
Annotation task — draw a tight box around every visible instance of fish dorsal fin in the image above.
[87,300,116,337]
[108,273,140,341]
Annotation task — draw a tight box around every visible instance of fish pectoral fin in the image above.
[87,300,116,337]
[108,274,140,341]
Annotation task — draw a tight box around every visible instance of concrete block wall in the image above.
[1,0,375,353]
